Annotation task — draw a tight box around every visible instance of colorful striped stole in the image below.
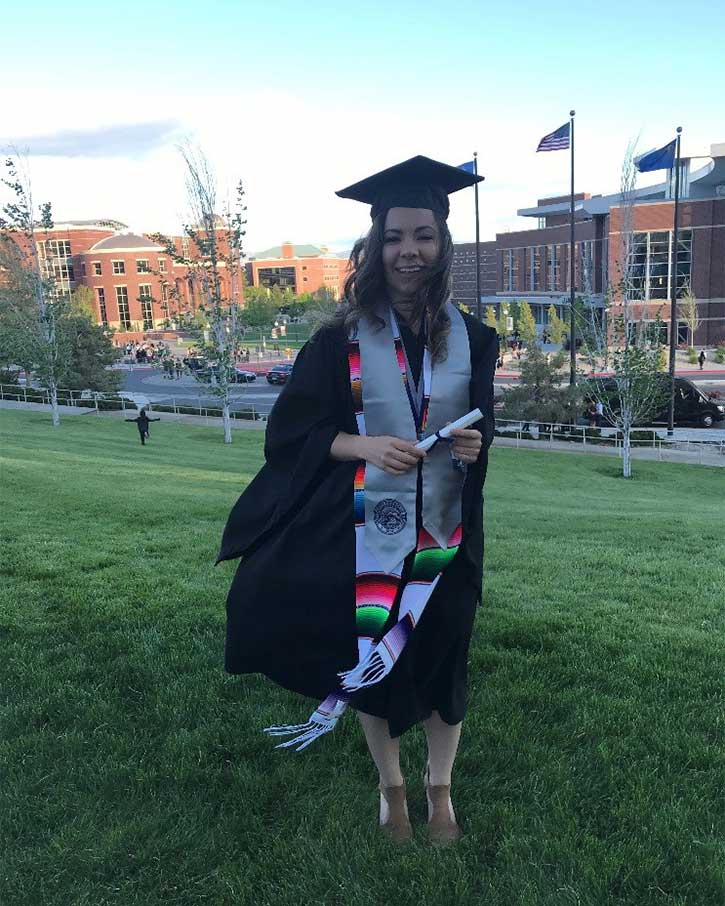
[264,314,462,751]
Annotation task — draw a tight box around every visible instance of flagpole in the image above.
[569,109,576,385]
[474,151,481,321]
[667,126,683,437]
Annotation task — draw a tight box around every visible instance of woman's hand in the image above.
[448,427,482,464]
[361,435,426,476]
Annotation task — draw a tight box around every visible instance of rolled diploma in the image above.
[415,408,483,452]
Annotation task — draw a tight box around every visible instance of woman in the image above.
[217,156,498,845]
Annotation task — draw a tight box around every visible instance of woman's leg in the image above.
[357,711,403,787]
[423,711,462,785]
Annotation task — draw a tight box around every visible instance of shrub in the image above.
[687,347,698,364]
[715,345,725,364]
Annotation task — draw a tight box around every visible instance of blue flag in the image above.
[635,140,676,173]
[458,160,476,174]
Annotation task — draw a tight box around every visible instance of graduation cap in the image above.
[335,155,484,221]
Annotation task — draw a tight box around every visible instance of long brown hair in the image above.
[326,210,454,362]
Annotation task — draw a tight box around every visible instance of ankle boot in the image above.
[378,781,413,843]
[423,765,463,846]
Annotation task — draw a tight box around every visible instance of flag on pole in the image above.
[458,160,476,174]
[536,123,570,152]
[635,140,676,173]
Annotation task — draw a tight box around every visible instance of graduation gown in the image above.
[217,312,498,738]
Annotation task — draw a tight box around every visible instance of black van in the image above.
[598,377,724,428]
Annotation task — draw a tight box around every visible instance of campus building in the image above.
[245,242,349,299]
[479,142,725,345]
[23,220,242,339]
[450,241,497,310]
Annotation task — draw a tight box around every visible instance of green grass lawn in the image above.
[1,409,723,906]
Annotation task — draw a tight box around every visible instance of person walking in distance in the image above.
[698,349,706,370]
[125,405,160,445]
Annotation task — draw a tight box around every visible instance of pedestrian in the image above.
[586,399,597,428]
[125,405,160,445]
[217,155,498,846]
[595,398,604,427]
[175,359,182,379]
[698,349,706,370]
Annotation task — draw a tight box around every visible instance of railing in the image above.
[0,383,266,423]
[493,418,725,460]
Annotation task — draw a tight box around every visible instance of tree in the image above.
[501,346,584,425]
[574,143,670,478]
[154,145,247,443]
[62,290,122,392]
[508,299,521,332]
[496,301,510,336]
[517,300,538,346]
[0,156,65,426]
[547,304,567,345]
[678,282,700,349]
[484,305,498,330]
[242,289,276,330]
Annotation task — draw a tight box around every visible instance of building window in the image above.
[115,286,131,329]
[630,230,692,301]
[181,238,190,259]
[93,261,102,276]
[96,287,108,327]
[112,260,125,275]
[161,282,169,303]
[502,250,514,292]
[136,259,150,274]
[158,258,166,273]
[547,245,559,291]
[511,250,519,291]
[139,284,154,329]
[533,247,542,290]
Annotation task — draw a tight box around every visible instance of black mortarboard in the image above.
[335,155,484,221]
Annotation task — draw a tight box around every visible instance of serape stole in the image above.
[264,314,462,751]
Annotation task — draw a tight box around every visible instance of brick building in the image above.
[480,142,725,345]
[23,219,242,340]
[246,242,349,299]
[450,241,497,310]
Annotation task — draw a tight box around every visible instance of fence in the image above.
[494,418,725,460]
[0,383,265,422]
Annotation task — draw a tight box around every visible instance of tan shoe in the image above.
[378,782,413,843]
[423,764,463,846]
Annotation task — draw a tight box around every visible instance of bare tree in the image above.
[0,156,67,426]
[575,142,669,478]
[678,282,700,349]
[153,145,247,443]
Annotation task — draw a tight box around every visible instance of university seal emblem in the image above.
[373,499,407,535]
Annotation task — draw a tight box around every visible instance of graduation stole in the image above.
[265,304,470,751]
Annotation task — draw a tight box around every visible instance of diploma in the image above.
[415,408,483,452]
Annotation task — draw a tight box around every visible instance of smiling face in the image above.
[381,207,441,303]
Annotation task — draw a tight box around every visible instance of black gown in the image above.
[217,312,498,738]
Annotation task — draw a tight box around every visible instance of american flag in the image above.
[537,122,570,152]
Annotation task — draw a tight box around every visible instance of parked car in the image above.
[266,363,294,385]
[598,377,725,428]
[196,366,257,384]
[230,368,257,384]
[183,356,207,372]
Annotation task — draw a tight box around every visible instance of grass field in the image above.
[1,409,723,906]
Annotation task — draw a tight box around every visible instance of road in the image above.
[121,364,725,429]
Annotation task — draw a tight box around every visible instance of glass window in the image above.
[547,246,558,291]
[136,259,150,274]
[93,261,102,276]
[630,230,692,301]
[139,283,154,329]
[115,286,131,329]
[96,288,108,327]
[112,260,125,275]
[158,258,166,273]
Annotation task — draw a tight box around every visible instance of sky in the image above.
[2,0,723,256]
